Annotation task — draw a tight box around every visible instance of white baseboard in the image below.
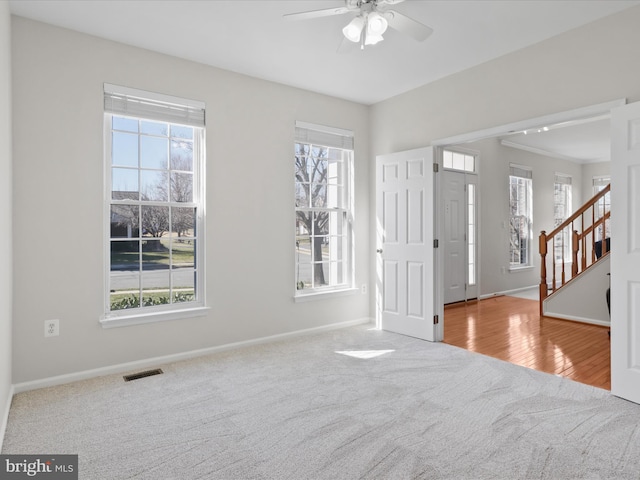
[13,317,373,395]
[542,312,610,327]
[479,284,538,300]
[0,384,15,452]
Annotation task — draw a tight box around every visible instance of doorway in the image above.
[432,99,623,374]
[442,148,478,304]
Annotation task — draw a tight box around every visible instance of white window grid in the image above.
[104,114,205,319]
[294,142,354,294]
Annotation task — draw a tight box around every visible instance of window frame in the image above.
[508,164,533,270]
[101,85,207,327]
[441,147,479,292]
[593,175,611,242]
[294,122,355,299]
[553,173,573,263]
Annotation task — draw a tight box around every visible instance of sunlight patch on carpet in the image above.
[335,350,395,359]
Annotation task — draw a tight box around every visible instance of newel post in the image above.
[539,231,547,315]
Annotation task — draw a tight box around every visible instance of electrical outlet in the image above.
[44,319,59,337]
[361,284,368,295]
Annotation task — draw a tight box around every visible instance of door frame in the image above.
[429,98,626,341]
[440,147,480,304]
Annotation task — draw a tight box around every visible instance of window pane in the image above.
[170,172,193,202]
[171,140,193,171]
[172,207,195,237]
[110,205,139,238]
[141,170,168,202]
[173,269,195,303]
[295,143,309,156]
[464,155,474,172]
[110,285,140,311]
[112,168,139,200]
[142,271,170,306]
[452,152,465,170]
[111,240,139,271]
[113,116,138,133]
[142,205,170,239]
[112,132,138,167]
[140,120,168,136]
[142,239,170,270]
[295,182,310,208]
[171,125,193,140]
[140,136,168,169]
[172,240,194,269]
[443,150,453,169]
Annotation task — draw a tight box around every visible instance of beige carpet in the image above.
[3,325,640,479]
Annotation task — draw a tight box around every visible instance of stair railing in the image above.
[539,184,610,314]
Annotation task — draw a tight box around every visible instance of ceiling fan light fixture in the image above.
[364,33,384,45]
[343,15,366,42]
[367,11,388,36]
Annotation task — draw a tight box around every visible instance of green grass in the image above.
[111,239,194,266]
[110,288,195,310]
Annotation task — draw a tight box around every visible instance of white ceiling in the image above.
[8,0,640,106]
[500,117,612,164]
[10,0,635,162]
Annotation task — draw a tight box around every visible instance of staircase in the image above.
[539,184,610,321]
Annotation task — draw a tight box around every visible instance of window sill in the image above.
[294,287,359,303]
[100,305,210,328]
[508,265,534,273]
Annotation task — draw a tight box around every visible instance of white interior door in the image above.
[611,101,640,404]
[376,147,436,341]
[443,170,467,304]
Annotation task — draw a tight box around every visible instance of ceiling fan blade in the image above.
[283,6,352,22]
[384,9,433,42]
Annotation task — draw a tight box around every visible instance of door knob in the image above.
[376,249,383,254]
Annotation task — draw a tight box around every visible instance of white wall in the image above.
[370,5,640,302]
[11,17,371,384]
[0,0,13,445]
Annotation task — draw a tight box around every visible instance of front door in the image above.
[611,101,640,404]
[442,170,478,303]
[376,147,436,341]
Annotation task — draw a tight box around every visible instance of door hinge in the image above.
[434,239,439,248]
[433,315,439,325]
[433,163,439,173]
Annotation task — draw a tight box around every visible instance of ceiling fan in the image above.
[283,0,433,49]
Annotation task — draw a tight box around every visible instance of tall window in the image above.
[103,84,206,323]
[294,122,354,295]
[593,175,611,242]
[509,165,533,268]
[554,174,572,262]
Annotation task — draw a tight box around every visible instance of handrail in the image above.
[546,184,610,239]
[539,184,610,314]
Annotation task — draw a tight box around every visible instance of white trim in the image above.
[432,99,626,147]
[104,83,205,110]
[13,318,372,394]
[0,385,14,452]
[479,285,538,299]
[295,120,353,138]
[294,287,359,302]
[540,312,611,328]
[100,306,210,328]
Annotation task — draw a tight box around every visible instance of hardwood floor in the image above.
[443,295,611,390]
